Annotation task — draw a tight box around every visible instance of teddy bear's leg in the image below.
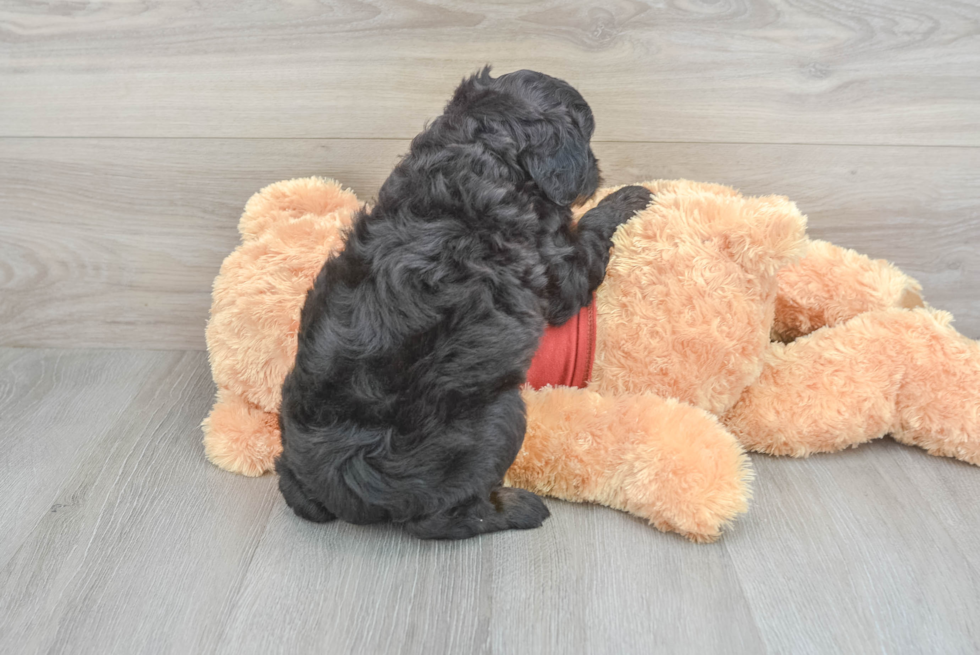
[507,387,752,542]
[723,308,980,466]
[773,240,925,341]
[201,388,282,477]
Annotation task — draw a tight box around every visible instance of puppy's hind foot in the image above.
[491,487,550,530]
[276,459,337,523]
[404,487,550,539]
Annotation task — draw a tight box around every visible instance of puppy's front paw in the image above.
[599,185,654,217]
[492,487,551,530]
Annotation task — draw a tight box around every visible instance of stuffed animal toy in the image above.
[204,177,980,542]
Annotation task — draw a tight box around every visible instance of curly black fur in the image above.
[276,67,653,539]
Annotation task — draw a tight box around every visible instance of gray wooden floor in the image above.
[2,1,980,653]
[1,347,979,654]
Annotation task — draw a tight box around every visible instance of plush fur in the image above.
[274,69,652,539]
[204,177,980,543]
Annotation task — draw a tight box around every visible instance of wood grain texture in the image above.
[2,137,978,350]
[0,349,281,655]
[0,349,978,654]
[2,1,979,651]
[726,442,980,654]
[0,348,164,567]
[217,501,764,655]
[1,1,979,144]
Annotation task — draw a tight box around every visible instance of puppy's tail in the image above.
[338,433,446,522]
[339,451,426,521]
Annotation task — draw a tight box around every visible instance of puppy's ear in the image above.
[523,135,592,207]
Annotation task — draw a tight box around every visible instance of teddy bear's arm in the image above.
[202,389,283,477]
[507,386,752,542]
[541,186,653,326]
[773,240,924,342]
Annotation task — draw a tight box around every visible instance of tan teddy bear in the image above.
[204,178,980,542]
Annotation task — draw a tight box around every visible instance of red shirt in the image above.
[526,297,596,389]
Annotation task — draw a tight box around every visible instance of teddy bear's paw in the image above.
[897,431,980,468]
[617,398,753,542]
[891,309,980,467]
[238,177,360,241]
[202,391,282,477]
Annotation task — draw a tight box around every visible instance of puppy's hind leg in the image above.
[276,458,337,523]
[404,487,550,540]
[405,389,549,539]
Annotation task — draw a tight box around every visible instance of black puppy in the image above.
[276,68,652,539]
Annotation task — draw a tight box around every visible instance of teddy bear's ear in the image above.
[237,177,360,242]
